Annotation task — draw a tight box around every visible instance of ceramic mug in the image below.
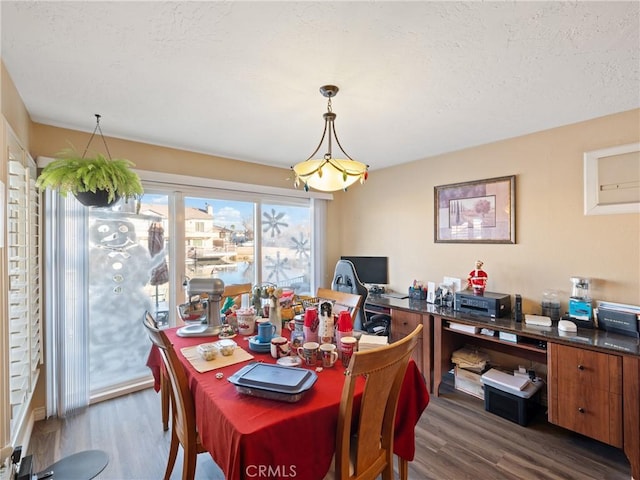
[339,336,358,367]
[297,341,319,366]
[319,343,338,368]
[257,321,276,343]
[270,336,290,359]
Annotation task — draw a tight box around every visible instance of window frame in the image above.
[137,169,329,326]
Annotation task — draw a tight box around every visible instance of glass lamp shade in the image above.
[293,158,367,192]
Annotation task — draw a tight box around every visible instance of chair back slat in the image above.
[316,287,364,324]
[143,312,199,454]
[336,324,422,480]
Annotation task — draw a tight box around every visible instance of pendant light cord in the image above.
[82,113,113,160]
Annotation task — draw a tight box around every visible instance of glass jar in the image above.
[290,319,305,354]
[269,298,282,336]
[541,290,560,322]
[570,277,591,299]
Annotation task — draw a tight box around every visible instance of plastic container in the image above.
[570,277,591,299]
[303,307,319,343]
[335,311,353,346]
[541,290,561,322]
[227,363,318,402]
[197,343,219,361]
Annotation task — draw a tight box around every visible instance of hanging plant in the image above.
[36,114,143,206]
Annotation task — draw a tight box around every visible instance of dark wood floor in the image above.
[28,386,631,479]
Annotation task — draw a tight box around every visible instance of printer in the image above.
[454,291,511,318]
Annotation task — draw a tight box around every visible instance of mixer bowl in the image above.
[177,302,207,324]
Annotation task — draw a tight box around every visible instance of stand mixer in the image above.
[176,277,225,337]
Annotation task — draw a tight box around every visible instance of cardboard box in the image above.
[454,366,484,400]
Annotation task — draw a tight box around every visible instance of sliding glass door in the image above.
[88,191,171,395]
[46,178,322,410]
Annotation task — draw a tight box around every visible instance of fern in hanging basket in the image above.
[36,148,144,204]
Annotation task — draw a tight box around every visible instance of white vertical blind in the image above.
[44,191,90,417]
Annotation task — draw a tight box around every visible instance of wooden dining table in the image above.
[146,327,430,480]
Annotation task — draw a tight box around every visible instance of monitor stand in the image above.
[176,324,221,337]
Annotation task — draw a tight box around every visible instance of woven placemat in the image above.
[181,344,255,373]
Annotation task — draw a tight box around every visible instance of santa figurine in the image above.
[467,260,488,296]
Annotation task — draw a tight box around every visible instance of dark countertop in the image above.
[366,294,640,357]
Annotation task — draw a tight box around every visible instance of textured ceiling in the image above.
[1,1,639,171]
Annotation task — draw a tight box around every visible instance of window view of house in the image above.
[184,196,255,287]
[183,197,313,294]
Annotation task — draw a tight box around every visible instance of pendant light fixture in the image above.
[292,85,368,192]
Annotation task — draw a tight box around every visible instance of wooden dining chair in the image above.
[316,287,364,324]
[160,282,253,430]
[335,324,423,480]
[143,311,208,480]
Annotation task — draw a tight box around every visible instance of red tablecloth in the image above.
[146,329,429,480]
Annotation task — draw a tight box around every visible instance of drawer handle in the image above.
[577,364,584,370]
[578,407,585,414]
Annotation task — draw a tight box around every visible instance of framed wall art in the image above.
[434,175,515,244]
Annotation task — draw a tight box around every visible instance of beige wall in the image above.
[1,61,30,144]
[328,109,640,313]
[31,123,293,189]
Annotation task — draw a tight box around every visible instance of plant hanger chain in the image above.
[82,113,113,160]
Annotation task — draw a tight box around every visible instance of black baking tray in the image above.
[227,363,317,402]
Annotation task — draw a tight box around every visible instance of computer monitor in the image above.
[340,256,389,285]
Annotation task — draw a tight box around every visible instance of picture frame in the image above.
[434,175,516,244]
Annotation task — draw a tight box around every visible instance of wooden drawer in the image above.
[555,344,622,394]
[390,310,423,374]
[548,343,623,448]
[391,310,421,338]
[555,382,622,447]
